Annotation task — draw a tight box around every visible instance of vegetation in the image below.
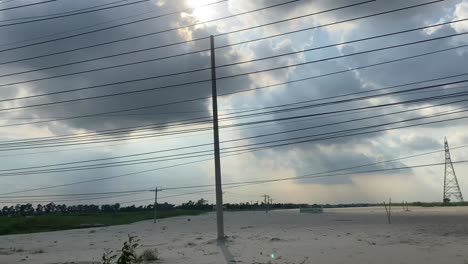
[139,249,159,262]
[0,198,216,236]
[1,197,467,236]
[0,210,204,236]
[102,235,140,264]
[101,235,159,264]
[412,201,468,207]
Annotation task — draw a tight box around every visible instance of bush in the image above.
[139,249,159,262]
[101,235,140,264]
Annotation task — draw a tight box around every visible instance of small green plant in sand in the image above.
[102,235,140,264]
[101,235,159,264]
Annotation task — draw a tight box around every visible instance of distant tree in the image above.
[36,204,44,215]
[44,202,56,214]
[1,206,9,216]
[24,204,34,215]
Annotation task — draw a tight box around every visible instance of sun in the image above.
[186,0,217,21]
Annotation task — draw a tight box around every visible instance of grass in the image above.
[0,210,205,236]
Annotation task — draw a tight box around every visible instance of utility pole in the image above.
[153,187,158,223]
[210,35,224,240]
[263,194,269,213]
[269,198,273,211]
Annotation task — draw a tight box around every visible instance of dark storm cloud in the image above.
[221,0,468,182]
[0,0,256,133]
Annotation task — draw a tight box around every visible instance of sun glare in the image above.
[186,0,217,21]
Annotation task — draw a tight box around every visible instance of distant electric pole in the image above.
[443,137,464,203]
[153,187,159,223]
[210,35,224,240]
[263,194,269,213]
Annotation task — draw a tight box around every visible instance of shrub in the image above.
[101,235,140,264]
[139,249,159,261]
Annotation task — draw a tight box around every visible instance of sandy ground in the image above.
[1,206,468,264]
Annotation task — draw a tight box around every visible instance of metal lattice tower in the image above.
[443,137,464,203]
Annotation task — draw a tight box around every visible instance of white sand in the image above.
[1,206,468,264]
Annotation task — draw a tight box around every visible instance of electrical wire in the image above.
[0,41,466,132]
[2,3,456,90]
[0,0,302,53]
[0,0,149,25]
[3,159,468,203]
[0,100,428,157]
[1,16,466,101]
[0,0,223,48]
[1,77,466,149]
[0,0,441,68]
[0,0,135,22]
[5,132,468,197]
[0,96,461,172]
[0,100,466,176]
[0,82,464,152]
[0,0,56,12]
[0,189,151,199]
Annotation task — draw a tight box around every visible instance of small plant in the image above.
[101,235,141,264]
[117,235,140,264]
[101,249,117,264]
[139,249,159,262]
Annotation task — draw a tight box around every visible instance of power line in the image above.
[4,158,468,203]
[0,96,459,173]
[0,0,149,26]
[5,132,468,197]
[0,155,227,196]
[0,0,17,5]
[0,2,452,90]
[0,0,446,113]
[163,160,468,192]
[0,192,148,204]
[0,0,215,48]
[216,32,468,82]
[1,77,466,149]
[0,0,442,66]
[0,189,151,199]
[214,0,447,48]
[0,0,440,71]
[0,0,56,12]
[0,101,466,177]
[0,32,462,122]
[0,102,417,157]
[0,0,389,76]
[0,81,464,152]
[0,0,420,73]
[0,0,301,53]
[1,16,466,100]
[217,19,468,68]
[0,0,135,22]
[13,106,468,176]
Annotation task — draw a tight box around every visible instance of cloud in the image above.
[0,0,467,205]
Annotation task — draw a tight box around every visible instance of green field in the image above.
[0,210,205,236]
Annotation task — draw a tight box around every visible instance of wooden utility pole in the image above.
[210,35,224,240]
[153,187,158,223]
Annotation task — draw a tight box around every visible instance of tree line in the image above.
[4,198,461,217]
[0,198,214,216]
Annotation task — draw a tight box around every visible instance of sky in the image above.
[0,0,467,206]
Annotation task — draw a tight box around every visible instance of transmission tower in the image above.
[443,137,464,203]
